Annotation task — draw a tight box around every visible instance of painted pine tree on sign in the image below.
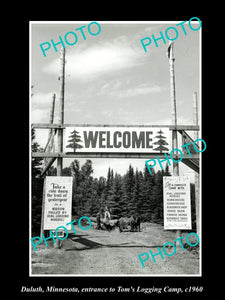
[66,130,83,152]
[153,130,169,153]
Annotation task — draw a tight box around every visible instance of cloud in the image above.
[31,108,49,123]
[117,83,164,98]
[144,24,163,34]
[31,92,59,123]
[97,81,165,98]
[31,92,56,108]
[42,39,144,80]
[33,129,49,149]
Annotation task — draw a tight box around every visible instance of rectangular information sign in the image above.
[64,126,170,153]
[43,176,73,230]
[163,176,192,230]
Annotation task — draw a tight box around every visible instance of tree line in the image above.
[32,129,196,235]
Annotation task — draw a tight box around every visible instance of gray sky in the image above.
[30,21,201,179]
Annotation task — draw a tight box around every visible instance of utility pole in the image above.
[168,42,181,245]
[54,47,65,249]
[193,91,200,237]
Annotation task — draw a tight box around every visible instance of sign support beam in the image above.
[193,92,200,237]
[32,152,199,159]
[31,123,200,131]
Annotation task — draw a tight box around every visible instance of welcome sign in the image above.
[64,127,170,153]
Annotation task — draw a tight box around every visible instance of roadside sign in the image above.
[163,176,192,230]
[43,176,73,230]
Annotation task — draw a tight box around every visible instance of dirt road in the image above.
[31,223,200,275]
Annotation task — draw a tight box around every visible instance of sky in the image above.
[30,21,201,179]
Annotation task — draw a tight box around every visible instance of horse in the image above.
[116,216,136,232]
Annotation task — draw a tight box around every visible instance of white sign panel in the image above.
[64,127,170,153]
[43,176,73,230]
[163,176,192,230]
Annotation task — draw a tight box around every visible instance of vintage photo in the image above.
[30,20,201,276]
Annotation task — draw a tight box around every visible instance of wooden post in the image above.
[54,47,66,249]
[40,94,56,237]
[168,42,181,244]
[49,93,56,136]
[43,93,56,168]
[40,179,46,237]
[47,93,56,153]
[169,42,179,167]
[193,92,200,237]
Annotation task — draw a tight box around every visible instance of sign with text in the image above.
[163,176,192,230]
[64,127,170,153]
[43,176,73,230]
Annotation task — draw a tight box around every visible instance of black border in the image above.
[14,11,213,298]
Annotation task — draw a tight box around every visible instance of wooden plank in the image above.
[31,123,200,131]
[32,152,199,159]
[193,91,200,236]
[32,123,65,129]
[178,129,199,146]
[41,157,57,176]
[182,158,199,173]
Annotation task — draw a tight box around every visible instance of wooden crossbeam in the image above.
[178,129,200,172]
[41,157,57,176]
[182,159,199,173]
[32,152,199,159]
[31,123,200,131]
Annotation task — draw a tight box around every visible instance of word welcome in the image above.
[145,138,207,174]
[30,216,91,251]
[40,22,101,57]
[138,232,199,267]
[140,17,202,52]
[83,131,154,149]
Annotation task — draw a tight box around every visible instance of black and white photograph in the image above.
[30,20,203,280]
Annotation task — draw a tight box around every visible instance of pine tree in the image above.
[119,180,129,216]
[100,167,113,208]
[87,178,101,216]
[131,170,144,216]
[119,165,135,216]
[80,160,94,216]
[70,160,79,216]
[66,129,83,152]
[95,176,106,215]
[141,165,155,221]
[153,129,169,152]
[151,170,164,224]
[108,173,123,217]
[164,163,171,176]
[98,176,107,209]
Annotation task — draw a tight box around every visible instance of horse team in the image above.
[96,206,141,232]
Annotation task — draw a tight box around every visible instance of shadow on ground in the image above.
[65,233,164,251]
